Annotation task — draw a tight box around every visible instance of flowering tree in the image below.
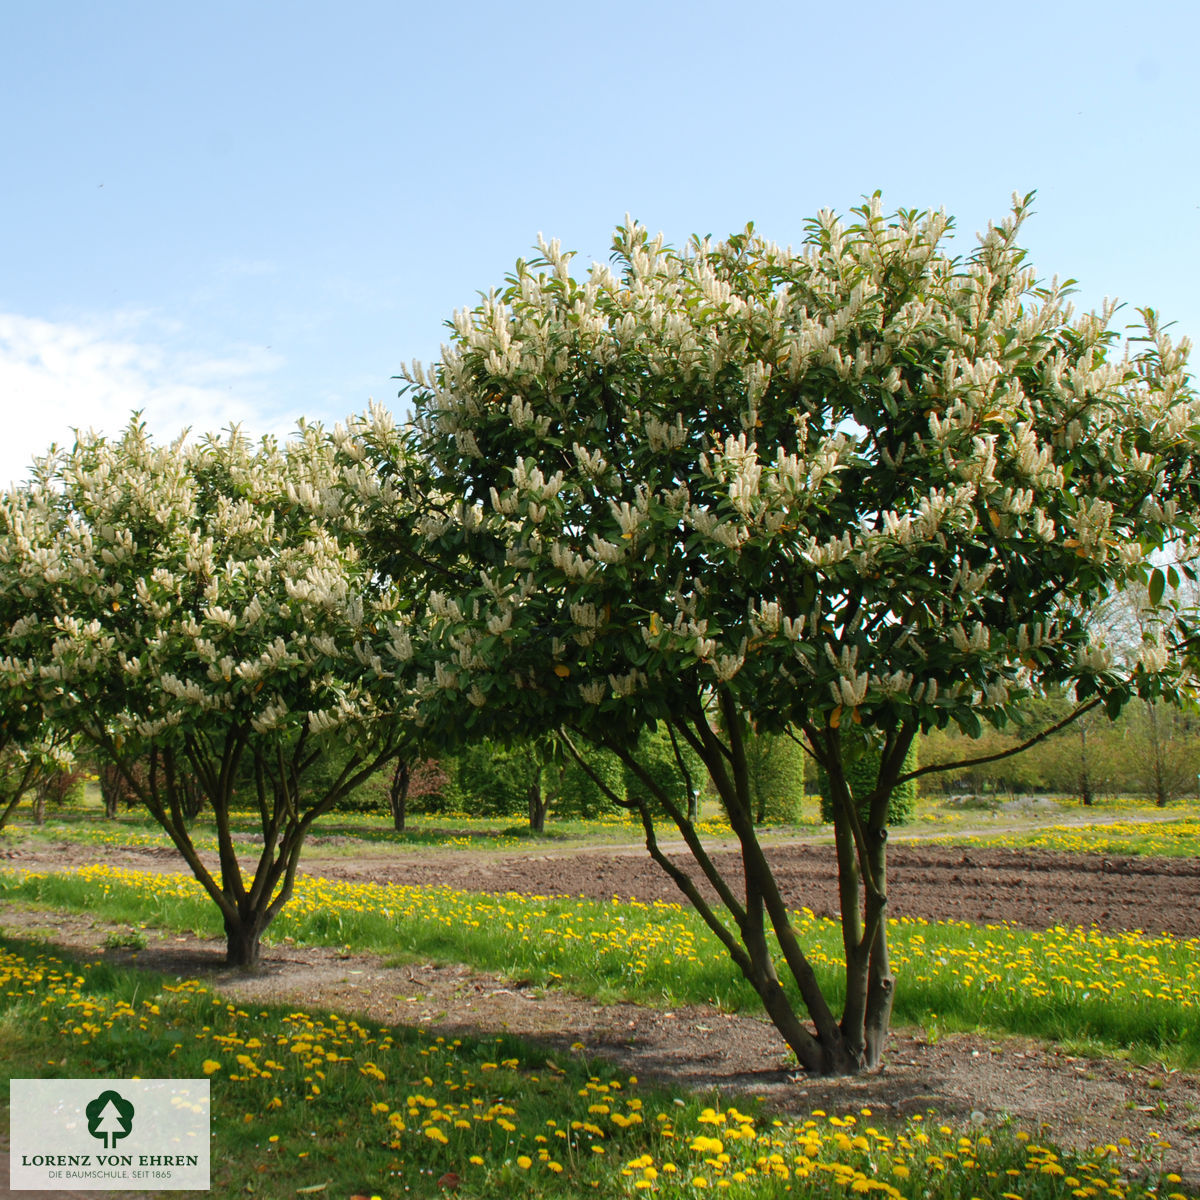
[354,197,1199,1074]
[0,503,73,829]
[0,422,423,964]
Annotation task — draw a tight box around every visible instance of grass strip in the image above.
[0,935,1191,1200]
[3,864,1198,1067]
[922,819,1200,858]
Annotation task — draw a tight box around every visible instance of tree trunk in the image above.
[99,763,132,818]
[0,790,24,831]
[180,773,203,821]
[863,939,895,1068]
[861,838,894,1069]
[738,861,861,1076]
[832,810,871,1061]
[528,781,546,833]
[749,954,858,1075]
[590,702,878,1077]
[1147,703,1168,807]
[222,913,266,968]
[0,759,39,831]
[100,769,121,818]
[33,793,46,825]
[707,700,866,1075]
[389,760,410,832]
[1079,725,1093,806]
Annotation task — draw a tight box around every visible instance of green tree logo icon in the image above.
[85,1090,135,1149]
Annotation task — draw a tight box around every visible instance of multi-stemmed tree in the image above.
[350,196,1199,1073]
[1,421,425,964]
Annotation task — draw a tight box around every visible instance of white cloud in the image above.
[0,311,296,489]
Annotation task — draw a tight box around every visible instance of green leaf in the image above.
[1148,567,1165,607]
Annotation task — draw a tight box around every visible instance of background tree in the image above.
[918,724,1032,798]
[620,724,704,823]
[352,198,1199,1075]
[378,756,449,831]
[920,699,1200,804]
[817,743,917,826]
[1021,701,1121,803]
[919,692,1080,801]
[742,727,806,826]
[0,739,72,831]
[30,763,86,826]
[446,733,624,829]
[1105,577,1200,804]
[96,756,143,819]
[1124,700,1200,804]
[1,423,423,965]
[444,737,543,821]
[554,744,626,820]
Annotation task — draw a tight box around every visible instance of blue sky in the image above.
[2,0,1197,487]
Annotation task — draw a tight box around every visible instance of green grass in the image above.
[0,807,532,853]
[888,795,1200,855]
[10,793,1199,860]
[921,817,1200,858]
[0,936,1190,1199]
[4,862,1199,1069]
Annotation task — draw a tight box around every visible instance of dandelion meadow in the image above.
[4,861,1198,1065]
[0,938,1190,1199]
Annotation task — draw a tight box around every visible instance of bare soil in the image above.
[2,835,1200,1193]
[296,836,1200,940]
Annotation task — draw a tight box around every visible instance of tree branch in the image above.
[899,696,1104,785]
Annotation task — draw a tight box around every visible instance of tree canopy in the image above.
[0,421,425,963]
[348,195,1200,1073]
